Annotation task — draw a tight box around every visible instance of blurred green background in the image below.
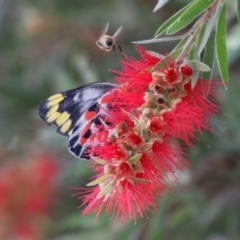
[0,0,240,239]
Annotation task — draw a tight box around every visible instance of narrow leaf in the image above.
[196,22,207,52]
[180,0,215,22]
[147,51,164,59]
[198,4,221,56]
[133,34,186,44]
[191,70,200,89]
[87,174,111,186]
[155,1,194,36]
[197,23,206,46]
[97,188,109,199]
[172,35,189,51]
[97,179,115,199]
[175,27,200,62]
[129,153,143,164]
[202,32,215,80]
[188,43,199,60]
[131,177,148,183]
[186,60,211,72]
[141,142,154,152]
[91,156,107,165]
[166,16,196,35]
[215,2,229,89]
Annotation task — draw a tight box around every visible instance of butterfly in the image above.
[38,82,116,160]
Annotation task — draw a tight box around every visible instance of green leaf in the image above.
[91,156,107,165]
[238,0,240,25]
[141,142,153,152]
[131,177,148,183]
[155,1,194,36]
[198,4,221,55]
[132,34,186,44]
[97,178,115,199]
[166,16,196,35]
[173,27,200,61]
[191,70,200,89]
[146,51,164,59]
[188,43,199,60]
[202,32,215,80]
[186,60,211,72]
[197,23,206,46]
[215,2,229,89]
[86,174,110,186]
[172,35,189,51]
[179,0,215,22]
[129,153,143,164]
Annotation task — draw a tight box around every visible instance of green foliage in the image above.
[179,0,215,22]
[185,60,211,72]
[216,2,229,89]
[202,32,215,83]
[137,0,234,89]
[155,2,194,36]
[166,16,196,35]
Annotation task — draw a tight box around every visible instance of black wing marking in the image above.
[38,82,116,136]
[38,82,116,160]
[66,94,114,160]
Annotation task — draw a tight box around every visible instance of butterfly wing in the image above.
[38,82,116,159]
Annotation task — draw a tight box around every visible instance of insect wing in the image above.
[112,26,123,39]
[102,22,109,35]
[38,82,116,159]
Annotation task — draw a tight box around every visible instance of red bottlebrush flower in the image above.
[75,46,219,222]
[0,154,59,240]
[180,64,193,76]
[148,116,166,136]
[161,62,182,84]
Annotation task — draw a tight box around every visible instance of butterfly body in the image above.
[38,82,116,159]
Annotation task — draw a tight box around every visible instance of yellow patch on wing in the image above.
[60,120,72,133]
[47,94,64,107]
[48,94,64,101]
[56,112,70,125]
[46,104,59,118]
[47,112,61,123]
[68,129,73,136]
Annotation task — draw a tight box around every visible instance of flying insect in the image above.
[96,22,122,52]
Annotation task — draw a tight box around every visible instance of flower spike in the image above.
[76,46,218,222]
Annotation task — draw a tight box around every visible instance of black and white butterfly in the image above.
[38,82,116,160]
